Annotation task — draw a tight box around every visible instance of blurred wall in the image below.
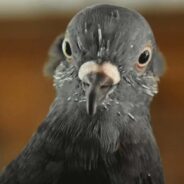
[0,2,184,184]
[0,0,184,17]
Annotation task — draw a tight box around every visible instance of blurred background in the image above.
[0,0,184,183]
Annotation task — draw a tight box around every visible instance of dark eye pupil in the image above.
[138,50,150,64]
[65,41,72,56]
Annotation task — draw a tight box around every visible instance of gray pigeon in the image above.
[0,4,165,184]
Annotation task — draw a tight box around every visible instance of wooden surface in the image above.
[0,13,184,184]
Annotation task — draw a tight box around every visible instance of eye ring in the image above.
[62,38,72,59]
[137,46,152,69]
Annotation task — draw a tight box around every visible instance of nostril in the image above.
[100,84,112,89]
[82,81,90,90]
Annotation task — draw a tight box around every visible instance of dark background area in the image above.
[0,11,184,184]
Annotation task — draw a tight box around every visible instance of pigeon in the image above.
[0,4,165,184]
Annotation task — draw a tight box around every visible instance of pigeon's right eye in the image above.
[62,39,72,59]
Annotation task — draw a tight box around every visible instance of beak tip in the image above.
[86,104,97,116]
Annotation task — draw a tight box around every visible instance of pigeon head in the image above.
[53,4,165,117]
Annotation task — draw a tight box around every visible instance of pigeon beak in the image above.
[83,73,113,115]
[78,61,120,116]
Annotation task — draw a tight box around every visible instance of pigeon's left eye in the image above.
[62,39,72,59]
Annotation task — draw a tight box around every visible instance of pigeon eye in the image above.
[62,39,72,59]
[138,47,151,65]
[137,47,152,67]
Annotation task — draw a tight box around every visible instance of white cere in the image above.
[78,61,120,85]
